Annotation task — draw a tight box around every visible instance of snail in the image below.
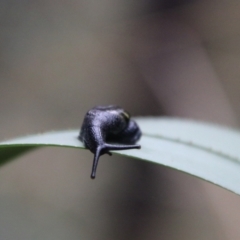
[79,105,141,179]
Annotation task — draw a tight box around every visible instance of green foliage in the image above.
[1,118,240,195]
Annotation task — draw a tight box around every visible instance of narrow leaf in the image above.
[0,118,240,195]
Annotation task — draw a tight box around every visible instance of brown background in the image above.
[0,1,240,239]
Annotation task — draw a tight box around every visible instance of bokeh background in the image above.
[1,0,240,239]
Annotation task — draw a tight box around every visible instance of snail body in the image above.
[79,105,141,179]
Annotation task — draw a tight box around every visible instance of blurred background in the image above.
[0,0,240,239]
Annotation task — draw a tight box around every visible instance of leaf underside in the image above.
[0,117,240,195]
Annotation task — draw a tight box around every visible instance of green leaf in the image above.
[0,118,240,195]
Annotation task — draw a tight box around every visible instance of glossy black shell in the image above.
[79,105,141,179]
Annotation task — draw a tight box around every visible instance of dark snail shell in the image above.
[79,105,141,179]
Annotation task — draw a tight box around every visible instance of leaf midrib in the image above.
[142,132,240,164]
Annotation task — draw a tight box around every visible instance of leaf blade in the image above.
[0,118,240,195]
